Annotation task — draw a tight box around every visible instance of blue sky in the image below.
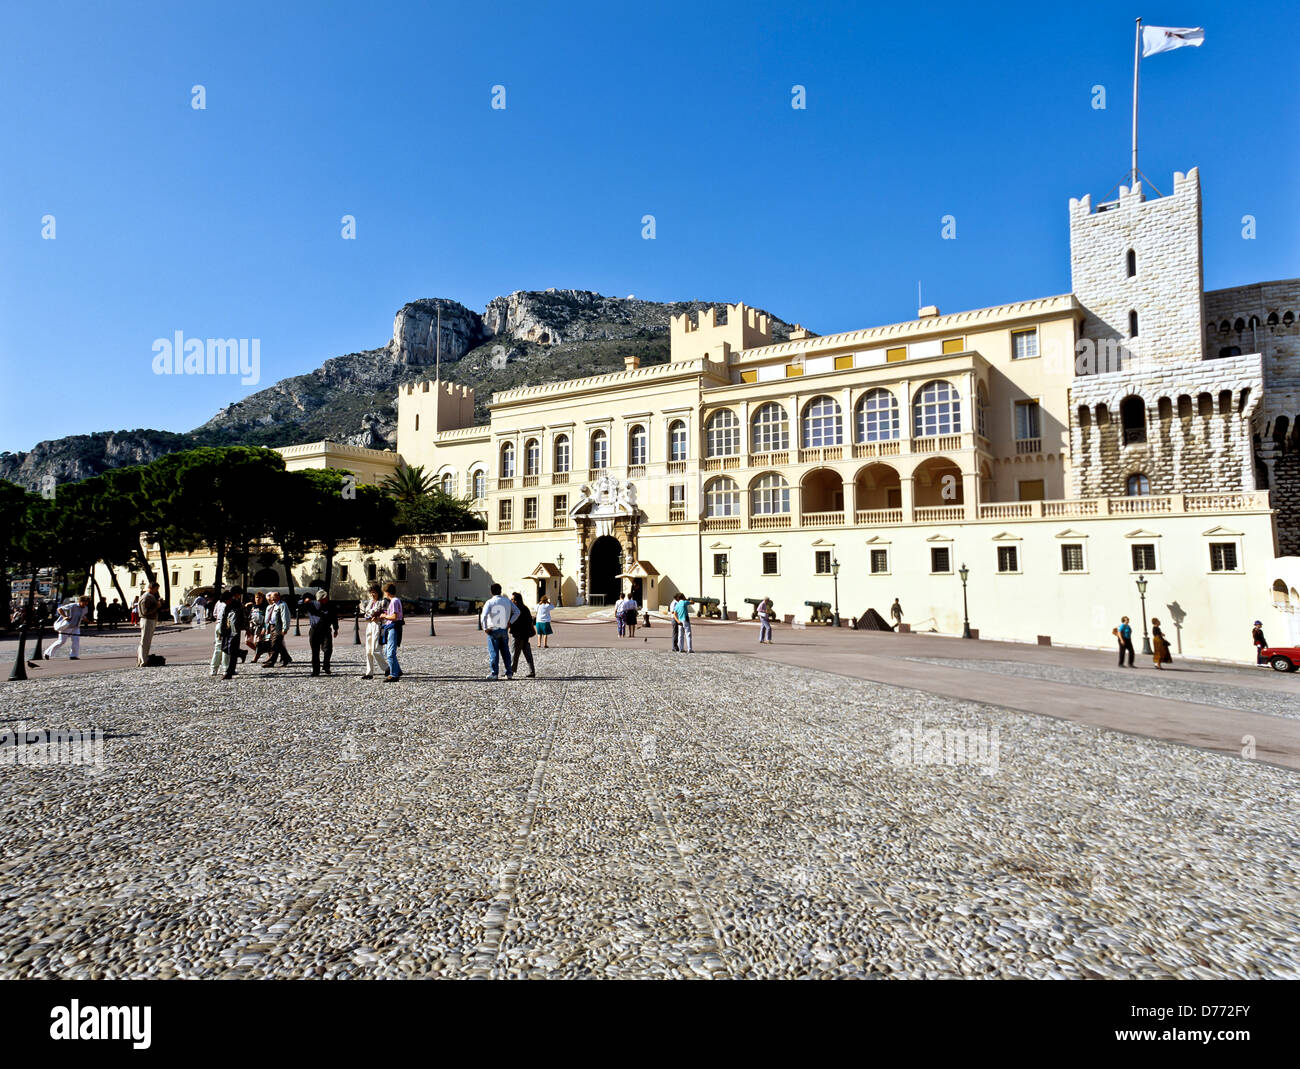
[1,0,1296,453]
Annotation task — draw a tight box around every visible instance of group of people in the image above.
[480,586,554,679]
[612,593,640,638]
[1111,615,1174,669]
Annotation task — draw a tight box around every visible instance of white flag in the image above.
[1142,25,1205,57]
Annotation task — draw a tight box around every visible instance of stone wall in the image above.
[1069,355,1263,499]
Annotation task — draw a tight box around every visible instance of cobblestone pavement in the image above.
[908,656,1300,722]
[1,646,1297,979]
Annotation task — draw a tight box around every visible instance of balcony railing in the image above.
[669,506,687,522]
[855,508,904,525]
[627,465,646,478]
[798,446,844,464]
[666,461,687,474]
[450,530,484,545]
[551,472,569,485]
[750,451,790,467]
[980,491,1270,520]
[1015,438,1041,455]
[498,477,514,489]
[801,510,845,527]
[588,467,607,481]
[913,434,963,454]
[522,474,538,486]
[701,516,741,532]
[552,514,571,529]
[751,514,792,530]
[498,518,513,531]
[522,518,538,531]
[852,440,902,458]
[915,506,964,522]
[702,455,742,471]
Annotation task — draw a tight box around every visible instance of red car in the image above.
[1261,646,1300,672]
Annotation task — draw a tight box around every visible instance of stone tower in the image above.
[1067,169,1263,501]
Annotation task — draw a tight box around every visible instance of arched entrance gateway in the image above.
[567,474,644,606]
[588,536,622,605]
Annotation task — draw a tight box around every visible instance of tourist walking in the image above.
[191,593,207,628]
[622,593,639,638]
[302,591,339,676]
[481,583,519,680]
[171,600,186,625]
[1151,617,1172,669]
[218,589,245,680]
[614,594,627,637]
[380,582,404,682]
[669,593,682,651]
[95,597,107,630]
[890,598,904,629]
[509,592,536,678]
[534,594,554,648]
[136,582,160,666]
[262,591,293,667]
[1114,616,1135,667]
[1253,620,1269,666]
[130,594,140,625]
[209,593,230,677]
[45,595,91,659]
[673,594,693,653]
[757,596,774,644]
[246,591,267,662]
[361,585,386,678]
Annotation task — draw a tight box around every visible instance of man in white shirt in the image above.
[614,594,626,637]
[480,583,520,680]
[45,596,90,659]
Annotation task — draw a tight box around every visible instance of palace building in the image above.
[98,167,1300,660]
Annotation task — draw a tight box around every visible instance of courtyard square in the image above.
[1,637,1296,980]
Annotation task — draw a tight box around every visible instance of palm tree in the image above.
[381,463,436,505]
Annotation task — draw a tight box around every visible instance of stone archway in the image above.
[588,536,623,605]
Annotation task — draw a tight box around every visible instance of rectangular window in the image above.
[339,565,349,582]
[997,545,1019,573]
[395,562,407,581]
[739,369,757,383]
[498,499,513,529]
[1018,479,1045,501]
[942,337,965,355]
[1130,544,1157,572]
[367,563,377,581]
[1014,400,1041,439]
[172,571,179,585]
[130,572,138,586]
[762,551,779,576]
[814,550,832,575]
[834,354,854,370]
[553,493,568,519]
[192,569,201,584]
[1012,328,1039,360]
[523,497,538,528]
[785,363,804,377]
[669,484,686,521]
[930,547,951,574]
[1060,544,1085,572]
[425,563,434,583]
[459,559,471,580]
[713,552,729,577]
[870,548,889,574]
[886,346,907,363]
[1209,542,1239,572]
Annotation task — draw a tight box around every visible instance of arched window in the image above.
[750,472,791,515]
[553,434,570,473]
[1286,312,1296,326]
[1126,473,1150,496]
[524,438,540,476]
[1126,249,1136,277]
[1077,404,1091,428]
[590,430,608,469]
[441,473,454,495]
[499,442,515,478]
[1157,397,1172,420]
[1233,317,1246,333]
[976,383,990,439]
[912,380,962,437]
[1129,310,1139,338]
[801,395,842,448]
[705,410,740,457]
[1120,395,1146,444]
[751,402,790,453]
[1267,312,1279,327]
[855,389,899,442]
[473,469,486,499]
[1197,392,1213,417]
[628,424,648,466]
[668,420,687,462]
[704,476,740,517]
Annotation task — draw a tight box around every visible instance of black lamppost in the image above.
[959,562,972,639]
[720,555,730,622]
[556,552,565,607]
[1136,574,1152,655]
[831,557,841,627]
[354,603,361,645]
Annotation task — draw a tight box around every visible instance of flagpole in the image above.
[435,301,441,382]
[1131,16,1142,192]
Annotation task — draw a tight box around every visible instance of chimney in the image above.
[918,305,940,319]
[623,355,641,370]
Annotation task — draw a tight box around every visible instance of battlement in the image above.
[402,379,475,404]
[1069,167,1201,219]
[670,302,772,363]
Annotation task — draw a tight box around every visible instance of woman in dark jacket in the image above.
[509,592,536,678]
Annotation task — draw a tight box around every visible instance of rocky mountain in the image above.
[0,291,802,490]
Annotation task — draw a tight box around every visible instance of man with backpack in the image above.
[136,582,161,667]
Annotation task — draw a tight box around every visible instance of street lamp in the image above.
[1136,575,1152,655]
[959,562,972,639]
[556,552,565,607]
[831,557,841,628]
[720,555,730,622]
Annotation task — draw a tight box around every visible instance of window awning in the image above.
[615,560,659,579]
[526,562,561,579]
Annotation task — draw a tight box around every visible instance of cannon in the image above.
[689,596,722,619]
[804,600,834,625]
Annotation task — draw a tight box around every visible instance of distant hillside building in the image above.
[98,168,1300,659]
